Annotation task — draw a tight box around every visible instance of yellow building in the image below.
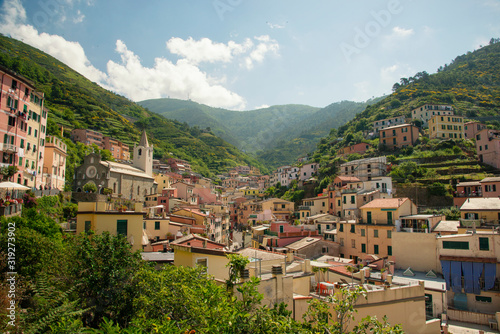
[76,202,146,252]
[244,187,261,197]
[299,195,328,222]
[171,208,208,225]
[429,115,464,140]
[42,135,67,190]
[459,197,500,226]
[154,173,171,192]
[260,198,295,221]
[170,234,230,280]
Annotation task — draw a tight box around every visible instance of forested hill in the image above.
[139,97,377,168]
[139,98,320,153]
[0,34,266,177]
[312,38,500,162]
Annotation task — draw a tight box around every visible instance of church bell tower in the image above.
[133,130,153,176]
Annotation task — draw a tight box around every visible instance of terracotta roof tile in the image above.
[360,197,409,209]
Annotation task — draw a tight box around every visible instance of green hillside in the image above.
[256,99,384,168]
[139,97,378,168]
[311,38,500,185]
[0,34,266,180]
[139,98,320,153]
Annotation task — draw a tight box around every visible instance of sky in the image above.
[0,0,499,111]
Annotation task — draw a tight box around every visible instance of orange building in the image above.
[379,124,419,150]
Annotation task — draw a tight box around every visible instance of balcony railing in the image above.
[358,219,392,225]
[298,205,310,211]
[0,143,18,153]
[455,192,482,198]
[459,219,483,227]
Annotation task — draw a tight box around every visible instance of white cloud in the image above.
[267,22,285,29]
[254,104,270,109]
[0,0,106,82]
[73,10,85,23]
[0,0,280,110]
[390,26,414,39]
[105,40,246,109]
[244,35,279,70]
[166,36,252,64]
[379,63,415,93]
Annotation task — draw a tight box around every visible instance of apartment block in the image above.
[103,136,130,161]
[411,104,454,127]
[42,136,67,190]
[429,115,465,140]
[372,115,406,133]
[1,65,47,188]
[464,121,487,139]
[70,128,104,148]
[379,124,419,150]
[339,156,387,181]
[475,128,500,169]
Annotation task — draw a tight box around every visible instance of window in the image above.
[361,229,365,236]
[350,225,355,233]
[351,239,356,248]
[374,229,378,238]
[196,258,208,274]
[477,134,481,140]
[279,225,284,233]
[350,195,355,204]
[155,221,160,230]
[387,246,392,256]
[403,136,407,141]
[361,243,366,253]
[374,245,379,254]
[442,241,469,250]
[485,145,488,150]
[387,230,392,239]
[85,221,91,233]
[339,224,344,232]
[479,237,489,251]
[28,126,32,135]
[117,220,128,236]
[475,296,492,303]
[322,246,329,253]
[8,116,15,126]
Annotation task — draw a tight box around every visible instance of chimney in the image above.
[203,239,207,248]
[386,274,393,285]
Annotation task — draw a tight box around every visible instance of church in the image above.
[73,131,156,202]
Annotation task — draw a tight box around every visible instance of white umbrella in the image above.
[0,181,30,190]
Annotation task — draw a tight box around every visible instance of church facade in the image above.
[73,131,156,202]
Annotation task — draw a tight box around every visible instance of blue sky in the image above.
[1,0,499,110]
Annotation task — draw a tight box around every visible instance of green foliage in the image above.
[226,253,250,291]
[428,182,448,196]
[83,182,97,193]
[69,232,143,328]
[389,161,426,183]
[0,165,18,180]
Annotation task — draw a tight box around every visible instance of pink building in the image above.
[476,128,500,169]
[379,124,419,150]
[1,65,47,188]
[464,121,487,140]
[70,128,104,148]
[338,143,370,156]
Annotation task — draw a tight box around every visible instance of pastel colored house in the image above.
[379,124,419,150]
[339,156,387,181]
[429,115,464,140]
[459,197,500,227]
[411,104,454,127]
[372,115,406,132]
[475,128,500,169]
[464,121,487,139]
[76,201,146,252]
[338,143,370,157]
[1,65,47,188]
[42,136,67,190]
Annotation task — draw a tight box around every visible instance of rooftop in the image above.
[460,197,500,210]
[286,237,321,250]
[360,197,409,209]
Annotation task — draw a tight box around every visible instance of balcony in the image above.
[298,205,310,211]
[455,191,482,198]
[341,188,358,194]
[459,219,483,227]
[0,143,18,153]
[358,219,392,225]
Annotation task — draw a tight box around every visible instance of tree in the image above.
[0,165,18,181]
[83,182,97,193]
[69,232,143,328]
